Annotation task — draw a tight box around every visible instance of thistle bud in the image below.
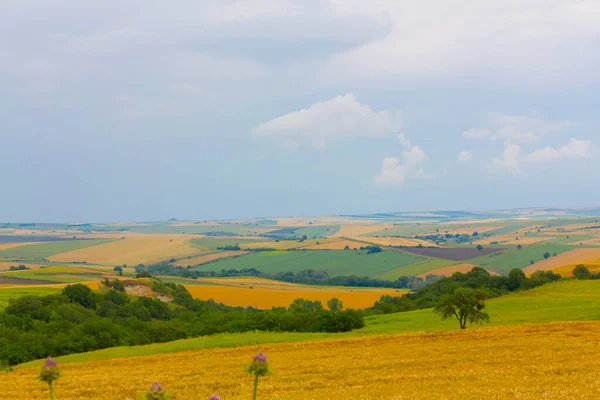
[208,394,221,400]
[247,352,270,377]
[39,357,61,383]
[143,381,172,400]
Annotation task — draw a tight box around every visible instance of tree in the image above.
[476,245,483,251]
[113,266,123,276]
[343,245,350,250]
[573,264,592,280]
[543,252,551,259]
[62,284,96,309]
[517,244,522,250]
[327,298,344,312]
[433,288,489,329]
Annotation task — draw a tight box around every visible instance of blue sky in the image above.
[1,0,599,222]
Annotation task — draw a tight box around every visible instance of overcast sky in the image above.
[1,0,599,222]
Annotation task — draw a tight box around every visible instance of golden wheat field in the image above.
[548,263,600,276]
[6,321,600,400]
[523,248,600,273]
[191,277,306,289]
[48,235,203,265]
[172,251,249,267]
[184,284,403,309]
[0,242,37,251]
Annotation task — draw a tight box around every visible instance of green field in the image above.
[17,279,600,368]
[468,244,574,273]
[376,257,456,279]
[191,249,425,277]
[2,267,103,283]
[0,239,113,261]
[0,286,62,309]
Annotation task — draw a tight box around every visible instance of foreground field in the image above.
[7,321,600,399]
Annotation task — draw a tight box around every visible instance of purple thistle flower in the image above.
[247,351,270,377]
[143,381,172,400]
[43,357,57,368]
[253,352,267,362]
[208,394,221,400]
[149,382,163,392]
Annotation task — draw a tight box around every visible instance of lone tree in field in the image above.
[476,244,483,251]
[433,288,489,330]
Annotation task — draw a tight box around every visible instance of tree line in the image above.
[0,282,363,367]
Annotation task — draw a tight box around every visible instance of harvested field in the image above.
[333,224,393,237]
[552,263,600,276]
[401,246,503,260]
[524,248,600,273]
[172,251,249,267]
[184,284,404,310]
[303,239,362,250]
[7,322,600,399]
[48,235,201,265]
[0,242,36,251]
[417,263,478,278]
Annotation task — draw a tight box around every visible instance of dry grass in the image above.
[547,263,600,277]
[184,284,402,310]
[7,321,600,399]
[0,242,37,251]
[333,224,393,237]
[0,261,46,271]
[351,236,436,247]
[47,235,202,266]
[303,239,363,250]
[417,263,479,278]
[172,251,249,267]
[524,248,600,273]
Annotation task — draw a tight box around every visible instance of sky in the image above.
[1,0,599,222]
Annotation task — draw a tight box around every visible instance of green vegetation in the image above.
[0,287,62,309]
[433,287,489,329]
[0,239,113,261]
[0,283,364,366]
[191,249,425,277]
[16,279,600,368]
[189,238,265,250]
[376,257,455,279]
[466,244,573,273]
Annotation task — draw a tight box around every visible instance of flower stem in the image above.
[253,374,259,400]
[49,381,54,400]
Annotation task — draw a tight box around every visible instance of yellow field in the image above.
[192,277,306,289]
[524,248,600,273]
[303,239,363,250]
[0,242,37,251]
[184,284,402,310]
[351,236,436,247]
[172,251,249,267]
[417,263,478,278]
[47,235,203,266]
[6,321,600,399]
[333,224,393,237]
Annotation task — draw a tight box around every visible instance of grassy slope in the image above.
[191,249,425,277]
[0,239,113,261]
[0,286,62,309]
[467,244,574,273]
[18,279,600,368]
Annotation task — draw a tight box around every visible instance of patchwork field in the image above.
[48,235,201,265]
[172,251,249,267]
[7,322,600,400]
[184,283,404,309]
[0,239,113,261]
[332,224,393,237]
[351,236,436,247]
[523,247,600,273]
[191,249,425,277]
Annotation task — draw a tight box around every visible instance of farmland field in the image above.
[0,239,113,261]
[184,282,405,309]
[47,235,202,265]
[523,247,600,273]
[8,321,600,400]
[172,251,250,267]
[190,249,425,277]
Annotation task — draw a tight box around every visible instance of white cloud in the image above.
[252,94,401,149]
[491,141,522,174]
[495,126,540,144]
[374,135,427,187]
[457,150,472,163]
[524,138,592,163]
[463,129,491,139]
